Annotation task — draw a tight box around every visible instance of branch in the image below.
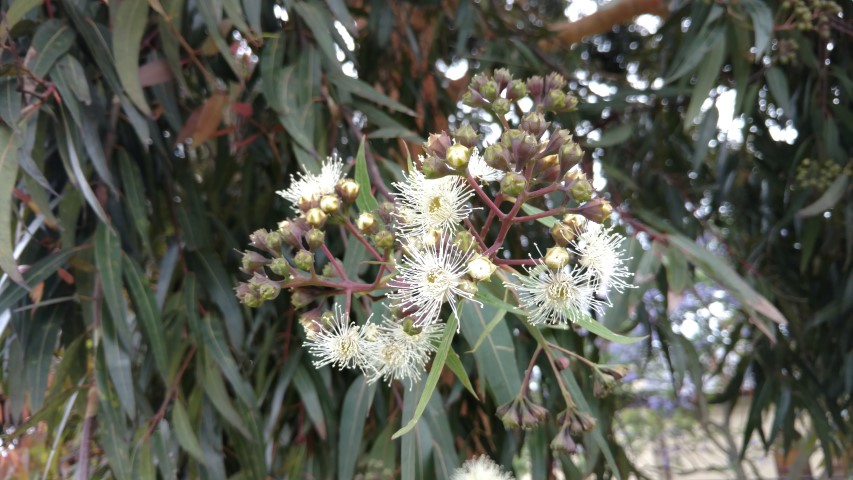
[539,0,667,51]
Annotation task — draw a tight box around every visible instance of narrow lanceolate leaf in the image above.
[5,0,44,31]
[445,348,478,398]
[112,0,152,116]
[338,376,377,480]
[293,366,327,439]
[28,20,76,78]
[354,138,380,213]
[95,223,125,331]
[122,253,170,381]
[459,301,520,406]
[798,175,849,218]
[171,400,206,463]
[0,126,26,287]
[0,247,80,313]
[393,315,457,439]
[57,112,110,225]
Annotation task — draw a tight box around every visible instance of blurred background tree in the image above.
[0,0,849,478]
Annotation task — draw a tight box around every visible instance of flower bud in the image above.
[297,194,316,212]
[551,222,575,247]
[506,79,527,101]
[319,194,340,214]
[462,88,486,107]
[356,212,377,234]
[305,208,328,228]
[545,90,568,112]
[543,246,571,270]
[497,396,547,430]
[457,279,479,297]
[445,144,471,169]
[278,220,304,248]
[559,140,584,169]
[562,213,586,232]
[373,230,395,250]
[545,72,568,91]
[293,249,314,271]
[377,201,396,224]
[484,144,511,171]
[480,80,498,102]
[570,178,593,203]
[542,129,573,156]
[241,251,269,274]
[336,179,361,203]
[454,124,479,148]
[550,422,578,454]
[491,97,511,116]
[235,282,262,308]
[493,68,513,91]
[555,357,571,371]
[453,231,475,252]
[599,364,629,381]
[527,75,544,101]
[249,229,270,250]
[467,255,496,282]
[250,273,281,301]
[269,257,290,276]
[534,154,559,176]
[306,228,325,249]
[424,132,452,159]
[291,289,315,309]
[321,264,335,277]
[520,112,549,137]
[500,172,527,196]
[421,154,453,179]
[593,370,617,398]
[299,310,323,339]
[576,198,612,224]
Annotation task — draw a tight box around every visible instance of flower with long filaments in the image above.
[303,305,369,370]
[571,221,633,295]
[451,455,515,480]
[388,240,475,326]
[365,319,443,388]
[467,147,506,182]
[508,261,604,325]
[277,156,345,208]
[393,170,474,238]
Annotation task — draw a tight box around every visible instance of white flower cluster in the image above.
[451,455,515,480]
[276,155,344,208]
[303,305,443,389]
[508,218,633,325]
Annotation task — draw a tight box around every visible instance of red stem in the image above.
[343,219,384,261]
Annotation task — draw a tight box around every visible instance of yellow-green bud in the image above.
[576,198,612,224]
[543,246,571,270]
[454,124,479,148]
[551,222,575,247]
[570,178,593,202]
[305,208,327,228]
[467,255,496,282]
[453,231,475,252]
[336,179,360,203]
[491,98,511,116]
[306,228,325,249]
[319,194,340,214]
[291,289,314,309]
[356,212,377,234]
[269,257,290,276]
[446,144,471,169]
[373,230,395,250]
[266,231,283,251]
[293,249,314,271]
[500,172,527,196]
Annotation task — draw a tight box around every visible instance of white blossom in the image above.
[393,170,474,239]
[388,240,475,326]
[277,156,345,208]
[451,455,515,480]
[303,305,368,370]
[507,261,604,325]
[571,221,633,295]
[467,147,505,182]
[365,319,443,389]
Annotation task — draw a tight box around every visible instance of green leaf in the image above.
[797,175,848,218]
[188,251,245,347]
[444,348,478,398]
[293,365,327,439]
[401,381,432,480]
[338,376,377,480]
[123,253,170,381]
[260,33,286,111]
[0,247,79,313]
[29,20,76,78]
[242,0,262,34]
[354,138,381,213]
[468,297,509,352]
[116,150,151,252]
[765,67,791,113]
[111,0,151,116]
[171,400,206,463]
[5,0,44,30]
[423,392,460,478]
[292,1,341,67]
[459,300,521,405]
[519,204,558,228]
[330,73,417,116]
[95,223,126,335]
[56,111,110,225]
[200,350,252,439]
[684,36,725,129]
[586,124,632,148]
[99,327,136,417]
[0,125,26,287]
[393,315,457,439]
[743,0,773,58]
[222,0,251,37]
[24,305,61,412]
